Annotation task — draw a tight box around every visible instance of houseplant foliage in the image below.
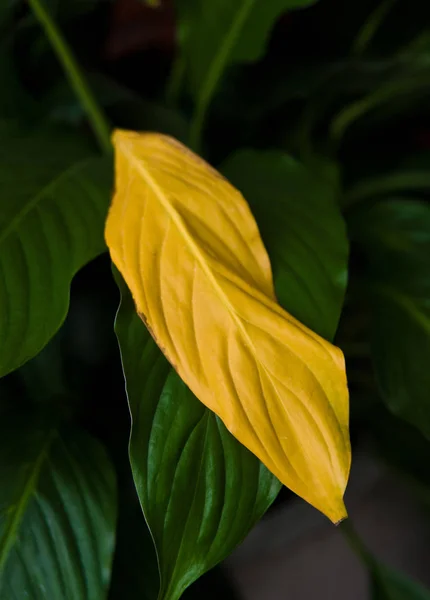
[0,0,429,599]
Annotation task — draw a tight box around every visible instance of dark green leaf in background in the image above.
[372,563,430,599]
[222,150,348,340]
[115,275,281,600]
[0,411,117,599]
[0,127,112,377]
[353,200,430,438]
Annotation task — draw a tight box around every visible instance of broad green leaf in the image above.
[372,563,430,599]
[352,200,430,438]
[106,130,351,522]
[222,150,348,341]
[0,411,117,599]
[115,274,281,600]
[0,128,112,377]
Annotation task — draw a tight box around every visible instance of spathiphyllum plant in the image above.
[1,0,429,599]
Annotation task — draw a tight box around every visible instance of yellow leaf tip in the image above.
[326,497,348,525]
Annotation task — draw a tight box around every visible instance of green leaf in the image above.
[222,150,348,340]
[177,0,317,146]
[0,127,112,377]
[0,410,117,599]
[372,563,430,599]
[115,274,281,600]
[353,200,430,438]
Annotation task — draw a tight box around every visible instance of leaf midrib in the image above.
[0,429,57,572]
[123,146,266,377]
[0,156,94,247]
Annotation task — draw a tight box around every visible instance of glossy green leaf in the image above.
[222,150,348,340]
[0,128,112,377]
[115,274,281,600]
[372,563,430,599]
[353,200,430,438]
[0,411,117,599]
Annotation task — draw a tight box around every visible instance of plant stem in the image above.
[340,520,375,569]
[352,0,398,56]
[166,54,186,106]
[345,172,430,207]
[28,0,111,154]
[330,72,430,145]
[189,0,254,153]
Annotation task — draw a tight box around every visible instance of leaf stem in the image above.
[189,0,254,153]
[165,54,186,106]
[345,172,430,207]
[352,0,398,56]
[27,0,111,154]
[340,520,375,569]
[330,72,430,145]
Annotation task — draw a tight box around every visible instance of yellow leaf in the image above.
[106,130,351,523]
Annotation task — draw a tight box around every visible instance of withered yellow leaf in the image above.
[106,130,351,523]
